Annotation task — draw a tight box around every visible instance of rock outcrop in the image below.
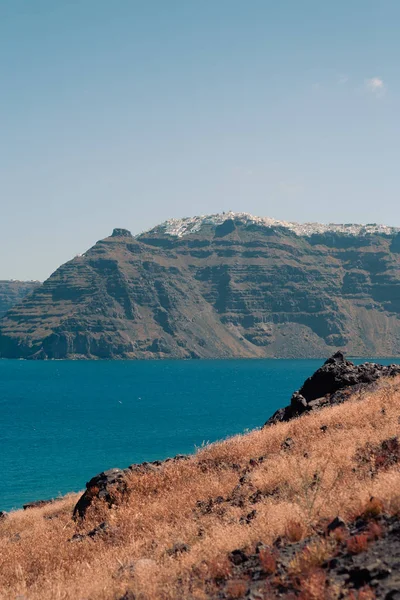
[1,213,400,359]
[73,468,128,519]
[266,352,400,424]
[23,498,55,510]
[0,280,40,318]
[73,454,189,519]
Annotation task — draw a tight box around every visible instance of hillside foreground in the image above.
[2,376,400,598]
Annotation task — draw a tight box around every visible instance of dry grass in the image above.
[1,377,400,599]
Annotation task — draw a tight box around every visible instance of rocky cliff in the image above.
[1,213,400,359]
[0,280,41,319]
[266,352,400,424]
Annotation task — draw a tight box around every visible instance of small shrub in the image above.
[388,495,400,516]
[362,497,384,520]
[366,521,383,541]
[206,557,231,582]
[224,579,248,598]
[285,520,306,542]
[348,586,376,599]
[346,534,369,555]
[258,548,277,574]
[297,569,327,600]
[331,526,347,543]
[289,539,334,575]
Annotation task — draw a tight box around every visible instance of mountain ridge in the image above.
[1,213,400,359]
[0,280,41,319]
[142,211,400,239]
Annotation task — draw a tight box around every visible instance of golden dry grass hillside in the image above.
[1,377,400,599]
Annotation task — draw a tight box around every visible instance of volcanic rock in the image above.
[229,549,249,565]
[23,499,55,510]
[73,468,127,519]
[218,513,400,599]
[326,516,347,534]
[266,353,400,424]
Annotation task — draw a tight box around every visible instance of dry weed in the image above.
[346,534,369,555]
[348,586,376,600]
[258,547,277,574]
[288,539,335,575]
[224,579,248,598]
[296,569,328,600]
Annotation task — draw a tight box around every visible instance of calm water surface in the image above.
[1,358,395,511]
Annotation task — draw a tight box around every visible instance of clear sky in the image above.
[1,1,399,280]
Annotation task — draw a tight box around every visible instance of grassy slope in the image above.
[1,378,400,599]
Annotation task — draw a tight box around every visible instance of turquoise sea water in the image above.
[1,358,396,511]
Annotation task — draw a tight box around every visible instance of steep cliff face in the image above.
[1,215,400,359]
[0,281,41,318]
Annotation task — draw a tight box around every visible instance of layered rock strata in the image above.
[1,214,400,359]
[0,280,40,318]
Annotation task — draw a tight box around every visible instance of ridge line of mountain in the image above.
[1,213,400,360]
[141,211,400,239]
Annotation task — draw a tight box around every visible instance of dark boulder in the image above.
[72,454,189,520]
[265,353,400,425]
[298,351,398,401]
[229,549,249,565]
[289,392,308,417]
[73,468,127,519]
[326,516,347,534]
[23,498,55,510]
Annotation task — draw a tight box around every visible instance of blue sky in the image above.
[1,1,399,280]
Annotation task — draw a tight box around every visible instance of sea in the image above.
[1,358,396,511]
